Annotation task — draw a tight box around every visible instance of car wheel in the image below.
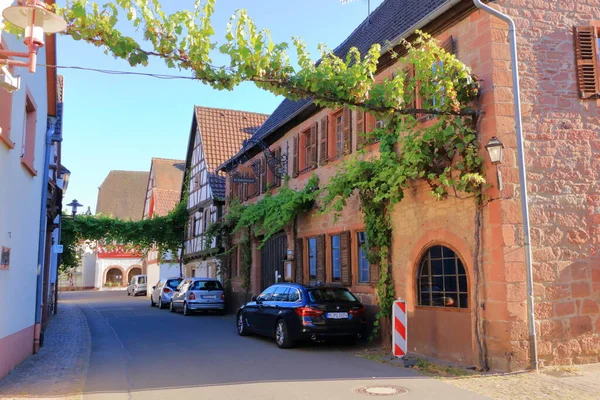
[237,312,249,336]
[170,301,175,313]
[127,291,131,296]
[150,297,155,307]
[158,298,163,309]
[183,302,190,316]
[275,319,293,349]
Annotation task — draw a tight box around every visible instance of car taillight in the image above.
[163,288,172,293]
[189,293,196,300]
[221,294,225,300]
[350,306,365,317]
[295,307,323,317]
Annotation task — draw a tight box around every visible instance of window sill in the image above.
[0,134,15,150]
[21,158,37,176]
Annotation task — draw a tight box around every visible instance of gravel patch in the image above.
[0,303,91,400]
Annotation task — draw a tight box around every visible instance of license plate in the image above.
[202,295,216,299]
[326,312,348,319]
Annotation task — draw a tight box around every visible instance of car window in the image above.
[178,280,190,291]
[288,288,301,302]
[257,286,277,302]
[191,280,223,291]
[166,279,182,289]
[272,286,290,302]
[130,278,135,285]
[308,288,358,303]
[138,276,146,284]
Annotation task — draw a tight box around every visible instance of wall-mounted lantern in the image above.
[485,136,504,191]
[1,0,67,77]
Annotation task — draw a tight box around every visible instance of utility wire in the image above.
[39,63,198,80]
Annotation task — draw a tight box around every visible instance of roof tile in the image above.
[96,171,149,220]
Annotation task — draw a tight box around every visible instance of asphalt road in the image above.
[63,290,488,400]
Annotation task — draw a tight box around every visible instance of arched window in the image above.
[417,245,468,309]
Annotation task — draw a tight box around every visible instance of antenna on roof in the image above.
[340,0,371,23]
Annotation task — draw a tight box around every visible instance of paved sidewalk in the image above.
[446,364,600,400]
[0,304,91,400]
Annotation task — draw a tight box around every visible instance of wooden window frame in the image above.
[329,234,342,283]
[416,245,469,309]
[21,89,37,176]
[0,42,14,150]
[299,126,312,174]
[306,237,318,282]
[356,231,370,285]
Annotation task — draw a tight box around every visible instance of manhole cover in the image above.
[354,385,408,396]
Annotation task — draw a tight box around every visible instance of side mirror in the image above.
[251,295,258,302]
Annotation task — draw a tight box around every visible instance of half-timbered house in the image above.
[182,106,268,280]
[142,158,185,288]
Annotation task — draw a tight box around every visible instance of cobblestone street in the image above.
[1,291,599,400]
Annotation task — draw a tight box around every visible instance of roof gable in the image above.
[148,158,185,217]
[195,106,269,173]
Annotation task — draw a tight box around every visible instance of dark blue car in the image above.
[236,283,367,348]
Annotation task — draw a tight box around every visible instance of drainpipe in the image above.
[472,0,538,371]
[33,116,57,353]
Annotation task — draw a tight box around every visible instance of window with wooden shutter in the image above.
[310,122,318,168]
[356,111,366,148]
[574,26,600,99]
[316,234,326,283]
[357,232,370,284]
[441,35,456,56]
[292,135,299,177]
[308,237,317,281]
[295,238,304,283]
[340,231,352,286]
[331,234,341,282]
[319,116,328,165]
[342,106,352,155]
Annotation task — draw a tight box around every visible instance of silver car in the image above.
[170,278,225,316]
[127,275,147,296]
[150,277,183,309]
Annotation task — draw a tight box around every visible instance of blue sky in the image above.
[59,0,384,213]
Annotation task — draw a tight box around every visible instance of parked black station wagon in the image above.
[236,283,367,348]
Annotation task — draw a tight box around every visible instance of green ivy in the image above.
[60,200,188,275]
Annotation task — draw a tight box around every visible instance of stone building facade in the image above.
[218,0,600,371]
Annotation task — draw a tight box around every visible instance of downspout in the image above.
[472,0,538,371]
[34,116,57,353]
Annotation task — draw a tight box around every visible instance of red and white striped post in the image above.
[392,300,407,358]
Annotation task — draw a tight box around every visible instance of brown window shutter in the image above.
[356,111,366,148]
[261,157,268,193]
[441,35,456,55]
[319,116,328,165]
[369,248,379,288]
[310,122,318,168]
[295,238,304,284]
[340,231,352,286]
[342,106,352,154]
[316,234,326,283]
[292,135,299,178]
[574,26,600,99]
[228,176,234,199]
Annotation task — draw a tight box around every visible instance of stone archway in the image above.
[105,267,125,287]
[127,266,143,284]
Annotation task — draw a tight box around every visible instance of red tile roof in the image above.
[194,106,269,174]
[148,158,185,217]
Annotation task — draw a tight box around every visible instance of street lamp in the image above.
[66,199,83,218]
[1,0,67,75]
[485,136,504,191]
